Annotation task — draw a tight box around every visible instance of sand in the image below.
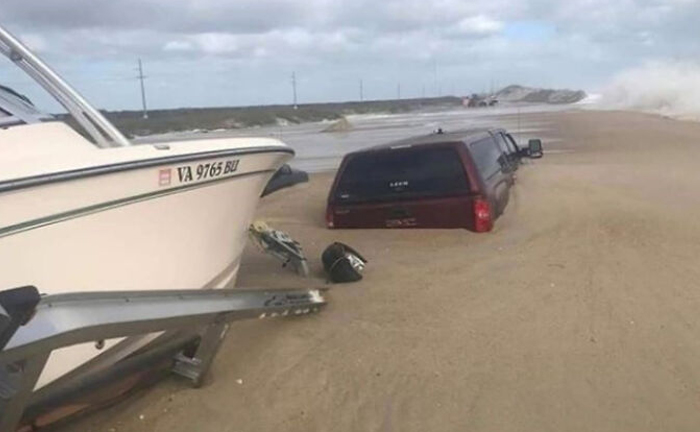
[60,110,700,432]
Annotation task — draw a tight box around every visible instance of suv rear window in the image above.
[334,145,469,203]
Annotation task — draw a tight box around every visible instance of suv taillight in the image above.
[326,205,335,228]
[473,197,493,233]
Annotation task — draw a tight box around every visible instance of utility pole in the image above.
[422,85,425,99]
[137,59,148,119]
[397,83,401,100]
[291,72,298,109]
[359,79,364,102]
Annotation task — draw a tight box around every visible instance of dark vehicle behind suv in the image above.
[326,128,542,232]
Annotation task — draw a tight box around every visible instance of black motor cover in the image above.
[321,242,367,283]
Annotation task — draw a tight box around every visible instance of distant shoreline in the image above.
[63,87,585,138]
[101,97,465,138]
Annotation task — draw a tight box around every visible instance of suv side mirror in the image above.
[527,139,543,159]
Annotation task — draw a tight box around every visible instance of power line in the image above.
[137,59,148,119]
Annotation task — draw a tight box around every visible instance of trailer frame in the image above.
[0,286,326,431]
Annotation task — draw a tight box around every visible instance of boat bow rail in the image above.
[0,286,326,431]
[0,25,130,148]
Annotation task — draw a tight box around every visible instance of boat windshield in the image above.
[0,24,130,148]
[0,83,54,127]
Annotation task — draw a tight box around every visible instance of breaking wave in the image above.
[601,62,700,118]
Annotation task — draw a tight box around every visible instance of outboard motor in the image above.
[322,243,367,283]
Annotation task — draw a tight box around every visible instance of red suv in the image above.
[326,128,542,232]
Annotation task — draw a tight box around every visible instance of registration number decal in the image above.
[171,159,240,184]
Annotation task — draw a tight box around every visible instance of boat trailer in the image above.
[0,285,326,431]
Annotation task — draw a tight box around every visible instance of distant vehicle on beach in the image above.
[463,94,498,108]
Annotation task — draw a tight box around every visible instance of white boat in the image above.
[0,25,292,390]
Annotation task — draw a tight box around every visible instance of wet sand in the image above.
[63,110,700,432]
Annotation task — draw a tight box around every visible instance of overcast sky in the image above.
[1,0,698,111]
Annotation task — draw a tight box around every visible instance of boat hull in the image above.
[0,144,292,388]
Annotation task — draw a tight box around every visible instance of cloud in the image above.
[163,40,194,52]
[191,33,240,55]
[2,0,324,34]
[3,0,695,64]
[18,33,48,52]
[1,0,700,110]
[4,0,699,63]
[453,15,504,36]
